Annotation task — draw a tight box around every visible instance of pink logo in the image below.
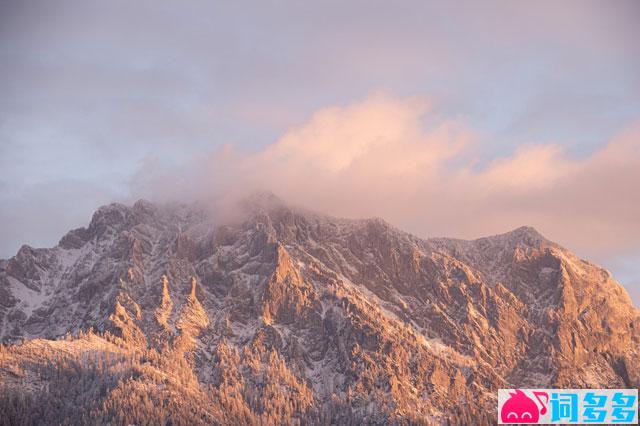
[500,389,548,423]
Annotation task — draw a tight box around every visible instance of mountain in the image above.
[0,193,638,425]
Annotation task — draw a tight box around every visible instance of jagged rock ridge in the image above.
[0,194,638,425]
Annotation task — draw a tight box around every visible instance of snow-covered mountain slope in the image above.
[0,194,638,424]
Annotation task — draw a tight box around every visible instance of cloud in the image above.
[239,94,470,200]
[140,94,640,266]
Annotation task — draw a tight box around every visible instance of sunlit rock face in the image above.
[0,194,638,424]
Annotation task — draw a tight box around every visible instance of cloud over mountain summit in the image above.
[138,94,640,268]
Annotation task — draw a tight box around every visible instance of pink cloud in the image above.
[139,94,640,264]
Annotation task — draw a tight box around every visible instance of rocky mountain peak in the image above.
[465,225,554,255]
[499,225,552,248]
[132,198,157,215]
[88,202,132,233]
[240,190,288,213]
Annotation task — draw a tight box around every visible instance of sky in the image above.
[0,0,639,305]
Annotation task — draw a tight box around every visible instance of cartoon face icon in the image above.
[500,390,548,424]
